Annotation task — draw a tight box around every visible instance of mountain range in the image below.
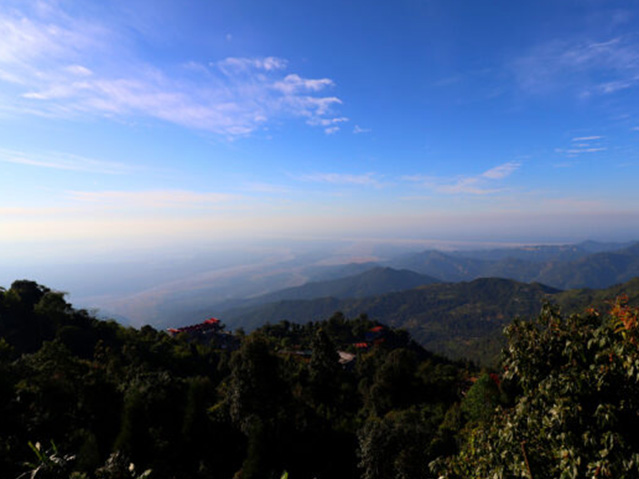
[92,239,639,361]
[388,241,639,289]
[217,276,639,365]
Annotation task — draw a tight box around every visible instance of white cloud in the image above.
[307,117,349,127]
[0,148,133,174]
[0,206,73,217]
[66,190,241,207]
[555,135,607,156]
[216,56,288,75]
[481,161,521,179]
[273,74,334,94]
[572,135,602,141]
[598,78,637,94]
[403,161,521,195]
[565,148,606,154]
[242,182,292,194]
[298,172,379,186]
[353,125,371,134]
[0,4,346,137]
[513,36,639,96]
[437,179,501,195]
[306,116,348,134]
[65,65,93,76]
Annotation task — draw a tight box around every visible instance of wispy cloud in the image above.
[272,73,334,94]
[513,36,639,97]
[481,161,521,179]
[297,172,380,186]
[241,182,293,194]
[0,3,346,138]
[433,75,463,87]
[403,161,521,195]
[558,148,606,154]
[216,57,288,75]
[0,148,133,174]
[306,116,349,134]
[0,206,75,217]
[66,190,241,207]
[572,135,602,141]
[556,136,606,156]
[353,125,371,134]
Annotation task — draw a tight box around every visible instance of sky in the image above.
[2,0,639,266]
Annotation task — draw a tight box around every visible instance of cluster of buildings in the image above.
[167,317,239,350]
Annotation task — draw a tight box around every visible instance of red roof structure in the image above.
[167,317,222,335]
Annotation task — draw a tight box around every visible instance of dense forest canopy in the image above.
[0,280,468,478]
[2,279,639,478]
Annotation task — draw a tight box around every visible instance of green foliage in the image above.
[2,279,472,479]
[358,407,444,479]
[16,440,76,479]
[434,299,639,478]
[223,278,560,365]
[308,328,342,409]
[460,373,501,423]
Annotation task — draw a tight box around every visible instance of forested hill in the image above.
[221,278,561,364]
[211,266,439,312]
[0,279,469,479]
[221,277,639,365]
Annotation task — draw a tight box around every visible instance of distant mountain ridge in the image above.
[106,239,639,331]
[193,267,439,319]
[219,274,639,365]
[387,241,639,289]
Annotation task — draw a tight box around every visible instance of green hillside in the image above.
[210,266,439,314]
[222,278,560,364]
[222,277,639,365]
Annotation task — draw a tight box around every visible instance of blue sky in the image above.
[1,0,639,263]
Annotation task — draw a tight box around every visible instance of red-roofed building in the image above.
[167,317,239,350]
[365,325,386,342]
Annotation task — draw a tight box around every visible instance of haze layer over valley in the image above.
[4,238,636,333]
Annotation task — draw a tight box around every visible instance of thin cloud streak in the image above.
[0,148,133,174]
[297,172,380,186]
[353,125,371,134]
[512,36,639,97]
[481,161,521,179]
[241,182,293,194]
[403,161,521,195]
[572,136,602,141]
[66,190,242,207]
[556,136,607,156]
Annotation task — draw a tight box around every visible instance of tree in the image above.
[308,328,341,409]
[434,299,639,479]
[368,348,419,415]
[359,407,441,479]
[228,335,290,478]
